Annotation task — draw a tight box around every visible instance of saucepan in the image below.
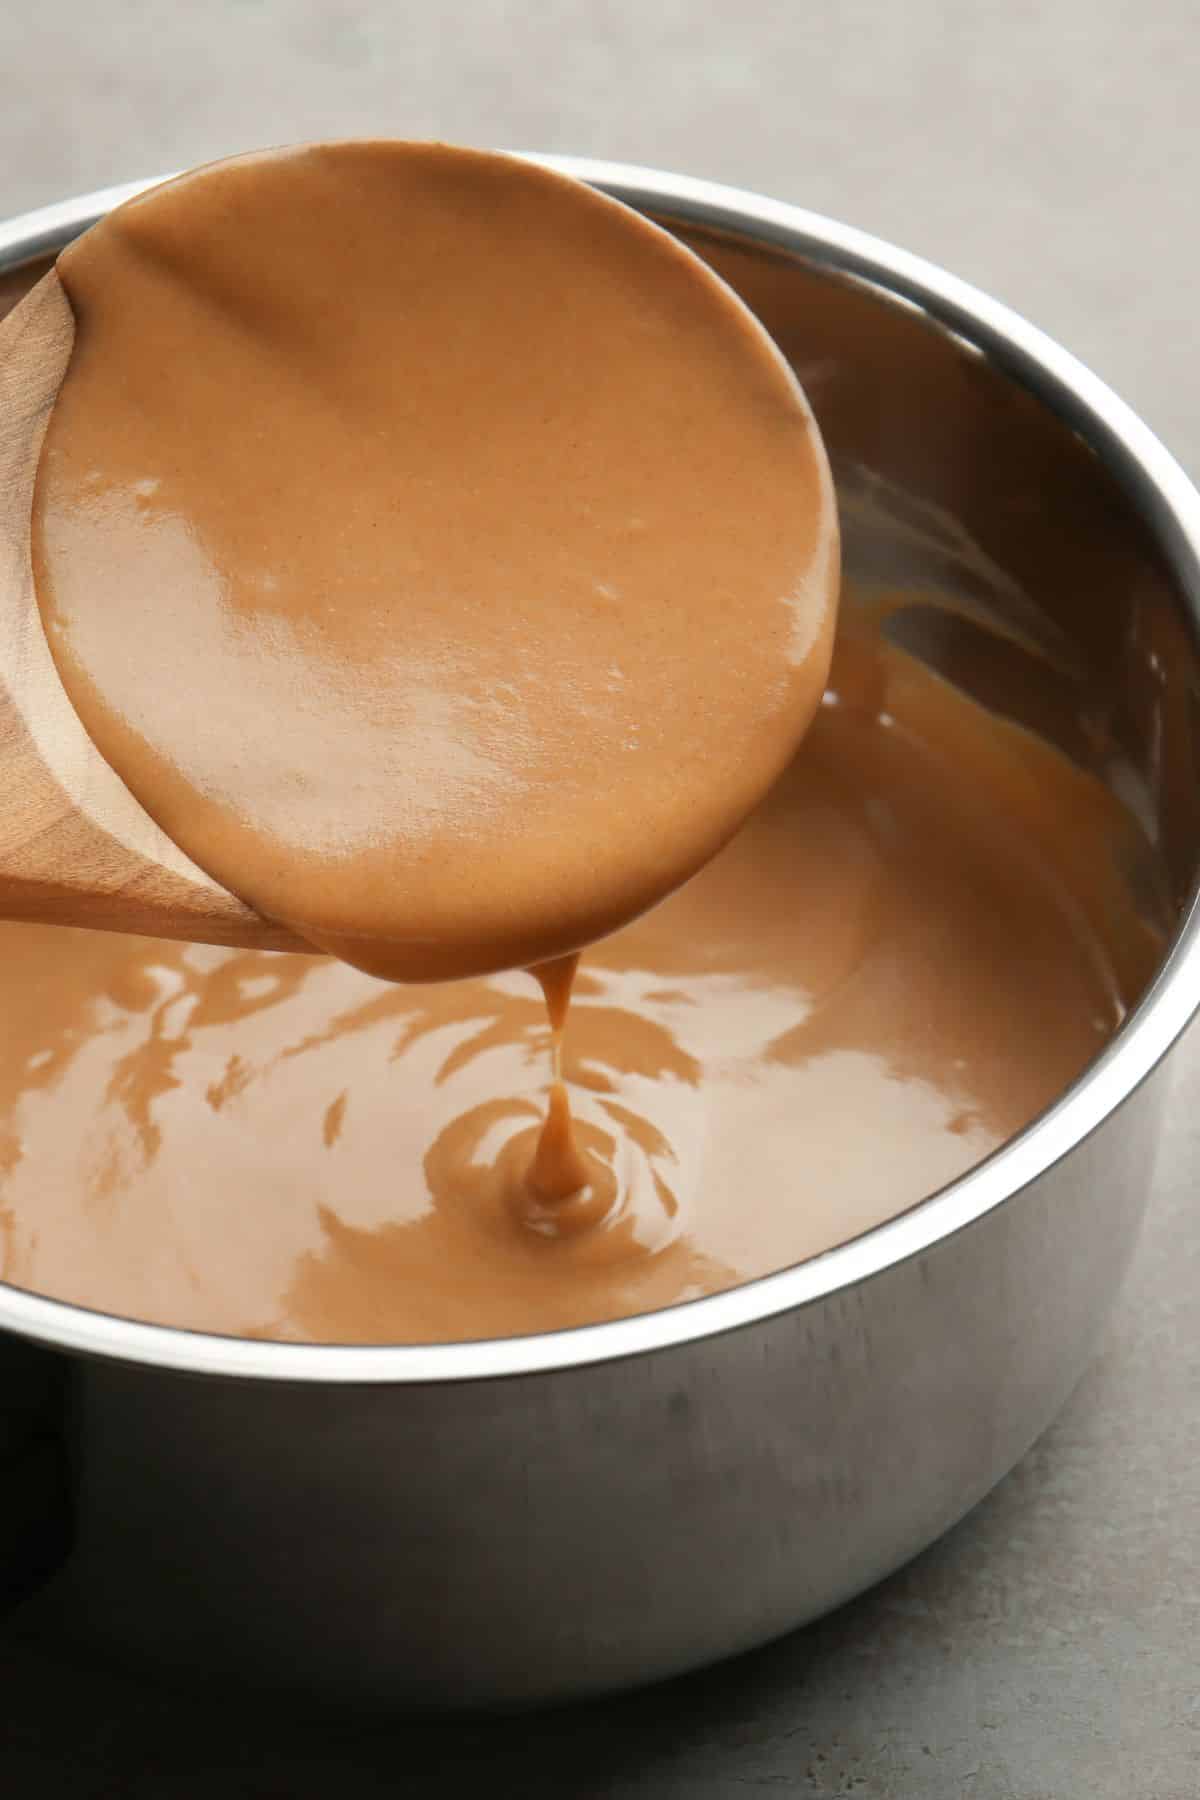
[0,157,1198,1709]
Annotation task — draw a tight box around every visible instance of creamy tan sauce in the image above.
[0,601,1159,1342]
[32,141,837,982]
[7,146,1162,1342]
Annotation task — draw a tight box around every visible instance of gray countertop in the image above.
[1,4,1198,1794]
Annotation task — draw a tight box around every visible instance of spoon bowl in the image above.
[5,143,838,981]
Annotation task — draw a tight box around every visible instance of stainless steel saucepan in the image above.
[1,158,1198,1708]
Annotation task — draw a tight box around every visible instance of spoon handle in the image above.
[0,274,304,953]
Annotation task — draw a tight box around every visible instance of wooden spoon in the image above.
[0,272,305,952]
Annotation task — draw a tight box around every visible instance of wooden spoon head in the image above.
[0,268,301,951]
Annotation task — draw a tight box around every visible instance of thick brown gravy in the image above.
[0,597,1160,1342]
[4,146,1162,1343]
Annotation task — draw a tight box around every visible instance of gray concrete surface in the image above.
[1,3,1198,1794]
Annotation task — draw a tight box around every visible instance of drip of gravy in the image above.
[527,955,598,1218]
[0,596,1162,1343]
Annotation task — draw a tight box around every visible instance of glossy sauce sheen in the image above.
[32,143,838,981]
[0,604,1159,1342]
